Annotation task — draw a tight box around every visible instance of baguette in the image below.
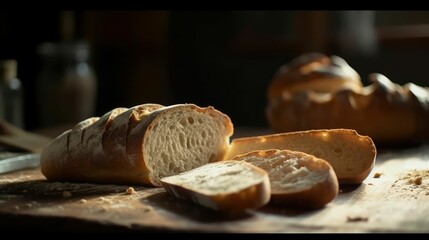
[224,129,376,184]
[41,104,233,186]
[232,149,339,208]
[161,160,271,212]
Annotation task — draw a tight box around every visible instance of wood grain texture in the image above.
[1,144,429,233]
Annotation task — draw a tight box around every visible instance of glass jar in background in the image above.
[0,60,24,128]
[36,41,97,128]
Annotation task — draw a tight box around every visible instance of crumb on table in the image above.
[373,172,382,178]
[347,215,369,222]
[414,176,422,185]
[126,187,136,195]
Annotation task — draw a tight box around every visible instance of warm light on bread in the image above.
[224,129,376,184]
[161,160,271,212]
[41,104,234,187]
[232,149,339,208]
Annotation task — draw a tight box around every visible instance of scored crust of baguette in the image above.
[40,129,72,180]
[103,104,164,166]
[224,129,376,184]
[232,149,339,209]
[68,117,101,167]
[161,160,271,212]
[41,117,102,181]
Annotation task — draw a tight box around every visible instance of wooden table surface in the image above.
[1,133,429,233]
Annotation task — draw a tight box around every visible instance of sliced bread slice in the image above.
[232,149,339,209]
[224,129,376,184]
[161,160,271,212]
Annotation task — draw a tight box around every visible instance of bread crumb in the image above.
[79,199,87,204]
[367,183,373,185]
[62,191,72,198]
[414,176,422,185]
[339,189,343,193]
[13,205,20,210]
[347,215,368,222]
[25,203,32,208]
[390,170,429,199]
[373,172,382,178]
[97,197,113,204]
[126,187,136,195]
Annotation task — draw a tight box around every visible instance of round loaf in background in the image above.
[267,52,362,100]
[266,53,429,145]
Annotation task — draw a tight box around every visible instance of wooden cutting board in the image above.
[1,144,429,233]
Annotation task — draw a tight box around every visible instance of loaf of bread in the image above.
[267,52,362,100]
[40,103,234,187]
[161,160,271,212]
[232,149,339,208]
[266,53,429,145]
[224,129,376,184]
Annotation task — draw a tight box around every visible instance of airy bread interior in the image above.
[233,149,334,193]
[143,105,233,186]
[161,160,271,211]
[232,149,339,208]
[162,160,267,195]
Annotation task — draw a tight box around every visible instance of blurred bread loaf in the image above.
[266,53,429,145]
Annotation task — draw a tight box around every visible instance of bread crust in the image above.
[267,53,429,145]
[42,117,101,181]
[224,129,376,184]
[67,117,101,170]
[40,130,72,180]
[232,149,339,209]
[80,108,128,169]
[103,104,163,168]
[267,53,362,100]
[161,160,271,212]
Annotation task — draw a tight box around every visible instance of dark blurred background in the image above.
[1,11,429,131]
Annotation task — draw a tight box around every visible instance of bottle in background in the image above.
[36,42,97,128]
[0,59,24,128]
